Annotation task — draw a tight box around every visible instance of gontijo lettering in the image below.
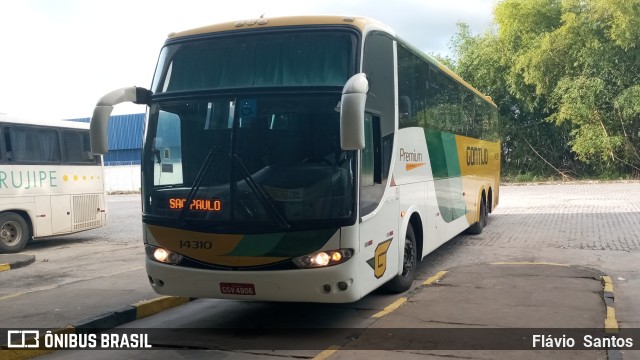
[466,146,489,166]
[169,198,222,211]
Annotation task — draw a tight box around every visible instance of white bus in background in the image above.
[0,115,107,253]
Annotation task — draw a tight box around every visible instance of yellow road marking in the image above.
[602,276,616,333]
[605,306,619,334]
[0,291,29,301]
[0,264,10,272]
[134,296,190,319]
[423,270,447,286]
[491,261,570,267]
[312,345,340,360]
[0,349,55,360]
[372,297,407,318]
[0,328,74,359]
[602,276,614,292]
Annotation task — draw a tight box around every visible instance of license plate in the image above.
[220,282,256,296]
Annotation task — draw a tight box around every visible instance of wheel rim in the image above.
[1,221,22,246]
[401,237,415,277]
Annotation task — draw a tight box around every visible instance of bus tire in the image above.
[384,226,417,293]
[0,212,29,253]
[466,196,487,235]
[481,196,488,227]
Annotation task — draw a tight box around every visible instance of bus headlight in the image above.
[293,249,353,268]
[145,245,183,265]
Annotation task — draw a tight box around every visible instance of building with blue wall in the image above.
[70,114,144,166]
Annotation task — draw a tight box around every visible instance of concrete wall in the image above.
[104,165,141,193]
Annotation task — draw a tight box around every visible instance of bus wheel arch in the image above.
[408,214,423,263]
[0,211,31,253]
[466,190,487,235]
[384,213,421,293]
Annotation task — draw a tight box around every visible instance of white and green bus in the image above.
[0,115,107,253]
[90,16,500,302]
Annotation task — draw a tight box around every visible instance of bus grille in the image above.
[72,194,103,230]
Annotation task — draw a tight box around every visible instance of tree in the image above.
[449,0,640,177]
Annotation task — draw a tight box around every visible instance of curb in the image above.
[0,255,36,272]
[313,270,448,359]
[75,295,190,329]
[602,275,617,333]
[0,295,191,360]
[313,263,622,359]
[601,276,622,360]
[493,264,622,360]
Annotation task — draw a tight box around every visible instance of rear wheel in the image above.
[481,196,488,227]
[384,226,417,293]
[0,212,29,253]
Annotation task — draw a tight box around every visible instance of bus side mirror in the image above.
[340,73,368,150]
[90,86,152,154]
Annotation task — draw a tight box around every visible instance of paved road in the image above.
[439,182,640,329]
[0,194,154,328]
[1,182,639,359]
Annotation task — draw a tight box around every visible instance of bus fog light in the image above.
[293,249,353,268]
[145,245,183,265]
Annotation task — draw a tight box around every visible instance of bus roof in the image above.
[168,15,390,39]
[167,15,496,108]
[0,114,90,130]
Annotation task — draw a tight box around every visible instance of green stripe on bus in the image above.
[425,129,449,179]
[226,228,338,257]
[425,129,466,223]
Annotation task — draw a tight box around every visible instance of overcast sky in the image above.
[0,0,499,120]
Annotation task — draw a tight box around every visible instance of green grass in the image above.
[502,171,638,184]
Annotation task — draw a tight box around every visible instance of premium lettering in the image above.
[399,148,423,162]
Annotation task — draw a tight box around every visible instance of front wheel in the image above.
[384,226,417,293]
[0,212,29,253]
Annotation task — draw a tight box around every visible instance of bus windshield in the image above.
[151,30,356,93]
[142,94,356,232]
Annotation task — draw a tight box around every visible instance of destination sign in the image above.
[168,198,222,211]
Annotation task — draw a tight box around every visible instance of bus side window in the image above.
[0,126,4,163]
[3,127,12,161]
[7,126,61,163]
[62,130,96,164]
[361,113,376,187]
[361,113,380,213]
[361,32,394,217]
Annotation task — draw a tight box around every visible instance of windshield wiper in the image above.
[179,145,217,220]
[230,154,290,230]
